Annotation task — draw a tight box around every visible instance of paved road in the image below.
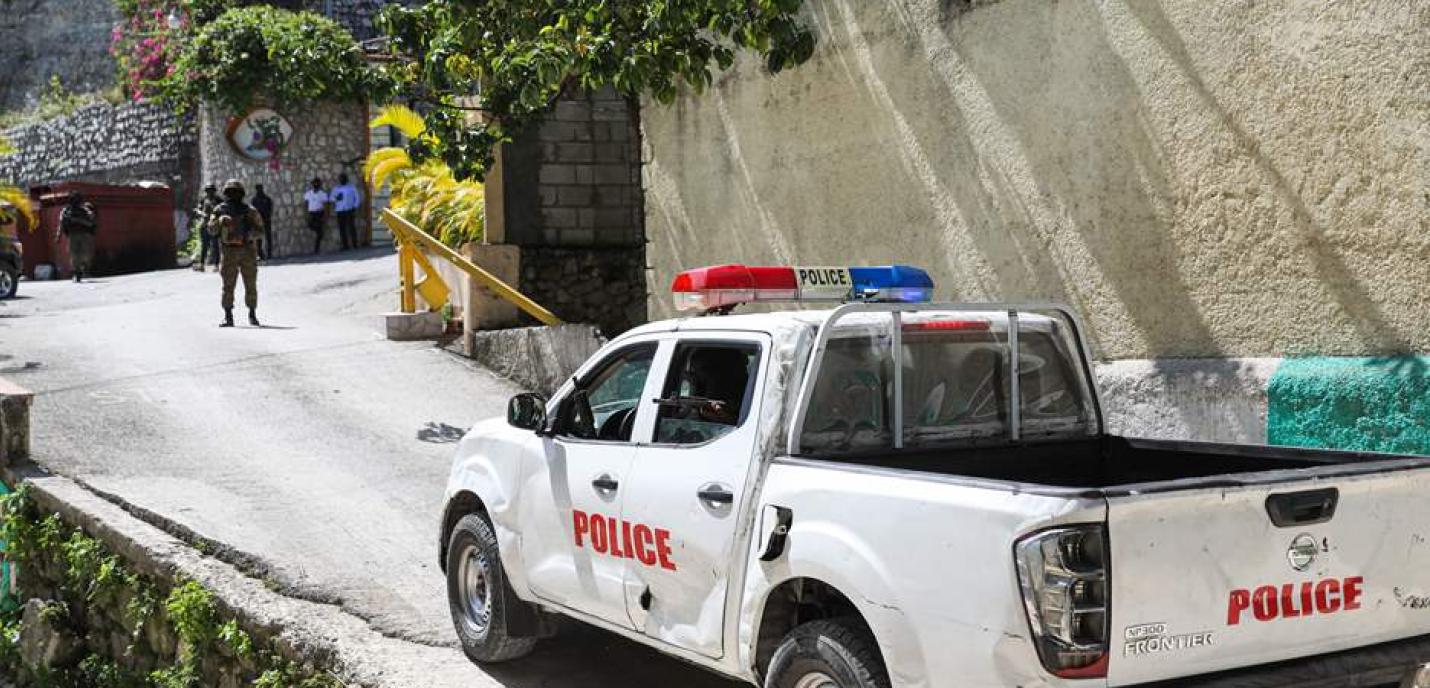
[0,250,742,688]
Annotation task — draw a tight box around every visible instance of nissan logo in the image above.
[1288,534,1318,571]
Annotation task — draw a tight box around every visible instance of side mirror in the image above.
[507,393,548,432]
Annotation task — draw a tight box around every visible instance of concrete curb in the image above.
[467,324,604,395]
[0,377,501,688]
[0,464,502,688]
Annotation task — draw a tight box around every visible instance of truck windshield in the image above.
[797,309,1097,456]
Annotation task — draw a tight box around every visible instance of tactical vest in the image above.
[216,202,255,245]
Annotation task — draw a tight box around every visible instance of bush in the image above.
[164,6,380,114]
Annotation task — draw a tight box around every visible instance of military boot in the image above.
[248,308,260,327]
[221,308,234,328]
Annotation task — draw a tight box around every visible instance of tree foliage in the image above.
[377,0,815,180]
[160,5,380,114]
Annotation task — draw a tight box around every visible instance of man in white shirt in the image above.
[331,173,362,250]
[303,178,329,255]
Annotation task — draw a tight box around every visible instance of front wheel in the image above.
[765,618,890,688]
[446,513,537,663]
[0,267,17,299]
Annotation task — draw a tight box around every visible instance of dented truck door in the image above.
[1104,463,1430,685]
[619,332,770,659]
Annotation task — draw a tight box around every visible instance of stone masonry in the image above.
[0,101,197,193]
[198,103,370,258]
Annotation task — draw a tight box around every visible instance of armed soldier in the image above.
[57,192,98,282]
[194,184,222,271]
[212,180,264,327]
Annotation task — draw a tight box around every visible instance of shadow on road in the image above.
[478,623,744,688]
[417,422,468,444]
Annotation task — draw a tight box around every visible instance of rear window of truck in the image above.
[797,310,1096,456]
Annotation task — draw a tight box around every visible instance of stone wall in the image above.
[641,0,1430,362]
[519,246,647,337]
[0,0,119,111]
[0,102,197,197]
[198,103,370,258]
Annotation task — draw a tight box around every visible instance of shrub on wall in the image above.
[163,6,379,114]
[112,1,379,114]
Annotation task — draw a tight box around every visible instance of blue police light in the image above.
[848,265,935,303]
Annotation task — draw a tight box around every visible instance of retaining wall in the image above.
[0,102,196,197]
[641,0,1430,361]
[198,103,370,258]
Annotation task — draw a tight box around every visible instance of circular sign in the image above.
[226,108,294,161]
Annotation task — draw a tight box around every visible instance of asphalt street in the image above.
[0,249,742,687]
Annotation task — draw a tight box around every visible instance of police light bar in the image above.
[670,264,934,312]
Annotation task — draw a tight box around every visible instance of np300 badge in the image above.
[1288,533,1318,571]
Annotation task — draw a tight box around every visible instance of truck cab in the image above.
[439,264,1430,688]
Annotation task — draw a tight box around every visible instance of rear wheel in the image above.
[445,513,537,663]
[0,267,16,299]
[765,618,889,688]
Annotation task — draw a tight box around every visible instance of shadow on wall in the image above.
[643,0,1427,368]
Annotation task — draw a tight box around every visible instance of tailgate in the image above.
[1106,463,1430,685]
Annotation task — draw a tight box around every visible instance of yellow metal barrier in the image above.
[382,209,563,326]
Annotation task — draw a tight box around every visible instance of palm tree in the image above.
[364,105,486,248]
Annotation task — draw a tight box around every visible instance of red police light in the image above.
[671,265,797,311]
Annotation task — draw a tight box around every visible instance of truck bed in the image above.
[825,435,1429,492]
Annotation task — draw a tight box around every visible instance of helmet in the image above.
[222,179,245,199]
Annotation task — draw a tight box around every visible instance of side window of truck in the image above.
[652,342,760,445]
[554,344,656,442]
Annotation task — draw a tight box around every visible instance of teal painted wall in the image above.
[1268,357,1430,455]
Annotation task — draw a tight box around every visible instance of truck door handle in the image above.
[1266,488,1338,527]
[697,484,734,507]
[591,475,619,493]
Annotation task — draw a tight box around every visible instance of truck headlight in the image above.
[1015,525,1110,678]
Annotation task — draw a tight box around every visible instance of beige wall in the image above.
[642,0,1429,360]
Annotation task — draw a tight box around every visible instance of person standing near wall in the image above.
[57,192,98,282]
[303,177,328,255]
[194,184,222,272]
[252,184,275,260]
[331,173,361,251]
[213,179,264,328]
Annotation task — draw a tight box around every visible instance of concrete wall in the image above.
[642,0,1430,361]
[198,103,370,258]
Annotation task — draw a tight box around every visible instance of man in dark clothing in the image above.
[251,184,275,259]
[212,179,264,327]
[194,184,222,271]
[57,192,98,282]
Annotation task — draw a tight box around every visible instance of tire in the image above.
[765,618,890,688]
[0,267,16,299]
[445,513,538,663]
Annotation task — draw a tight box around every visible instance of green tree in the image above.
[164,5,380,114]
[377,0,815,180]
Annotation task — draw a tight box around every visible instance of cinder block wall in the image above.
[501,87,647,336]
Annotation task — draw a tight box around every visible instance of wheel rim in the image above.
[793,672,839,688]
[456,543,493,636]
[0,271,12,296]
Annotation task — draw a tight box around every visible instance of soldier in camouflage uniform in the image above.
[57,192,98,282]
[212,179,264,327]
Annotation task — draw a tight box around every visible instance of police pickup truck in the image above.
[439,264,1430,688]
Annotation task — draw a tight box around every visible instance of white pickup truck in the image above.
[438,266,1430,688]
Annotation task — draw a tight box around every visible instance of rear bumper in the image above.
[1130,634,1430,687]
